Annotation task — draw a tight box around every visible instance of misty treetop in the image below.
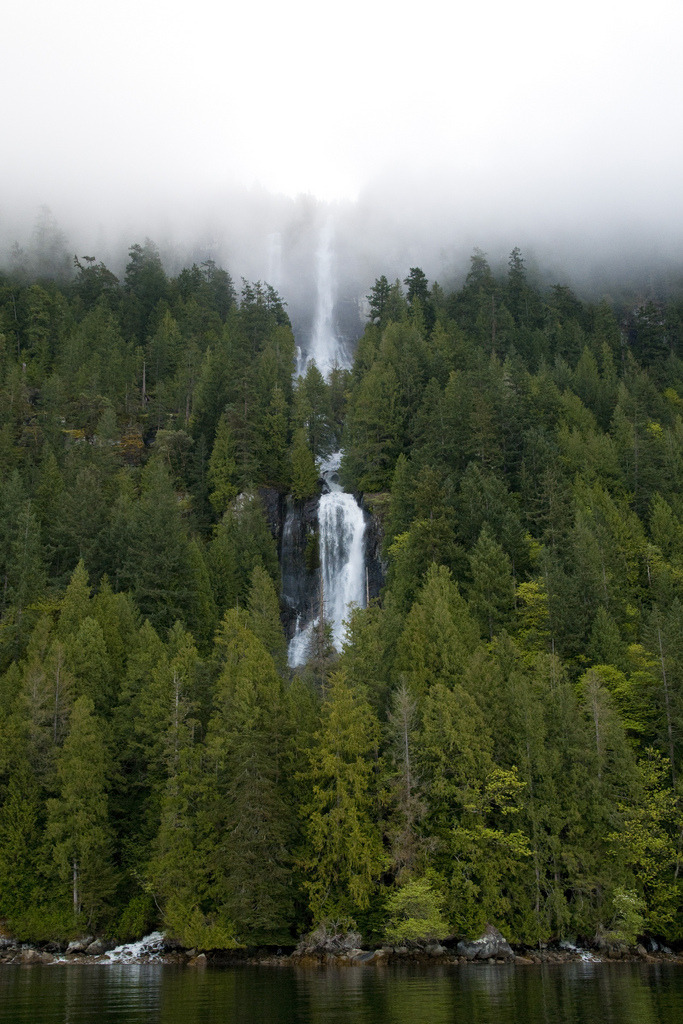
[0,243,683,951]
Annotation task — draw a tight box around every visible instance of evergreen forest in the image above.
[1,241,683,950]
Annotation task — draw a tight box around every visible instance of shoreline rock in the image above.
[1,925,682,968]
[457,925,515,962]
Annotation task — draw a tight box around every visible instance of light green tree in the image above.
[384,873,449,943]
[301,670,387,923]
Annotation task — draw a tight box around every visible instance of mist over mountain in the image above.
[3,0,682,358]
[2,174,682,362]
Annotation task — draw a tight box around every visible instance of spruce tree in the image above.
[207,414,238,516]
[46,696,115,927]
[203,611,294,941]
[301,670,386,924]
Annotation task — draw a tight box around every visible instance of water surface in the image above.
[1,962,682,1024]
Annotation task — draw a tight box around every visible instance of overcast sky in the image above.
[2,0,682,277]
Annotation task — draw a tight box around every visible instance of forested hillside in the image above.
[1,243,682,950]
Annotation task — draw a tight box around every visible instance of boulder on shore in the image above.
[66,936,94,954]
[18,948,54,964]
[85,939,114,956]
[295,925,363,957]
[456,925,514,961]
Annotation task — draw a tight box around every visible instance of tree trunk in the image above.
[72,858,80,916]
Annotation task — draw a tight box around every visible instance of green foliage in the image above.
[467,527,515,640]
[162,895,239,951]
[208,415,238,515]
[203,611,295,942]
[384,873,449,943]
[209,491,280,617]
[301,671,387,923]
[118,458,196,632]
[608,750,680,934]
[0,248,682,949]
[396,564,480,699]
[117,892,156,942]
[290,428,319,500]
[606,887,647,946]
[46,696,115,928]
[246,565,288,676]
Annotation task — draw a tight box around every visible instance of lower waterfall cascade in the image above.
[287,453,366,667]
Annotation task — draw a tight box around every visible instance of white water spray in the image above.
[288,453,366,667]
[104,932,165,963]
[287,221,366,667]
[298,219,351,378]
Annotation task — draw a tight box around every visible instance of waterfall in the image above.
[298,218,352,378]
[287,223,366,668]
[288,453,366,667]
[319,464,367,649]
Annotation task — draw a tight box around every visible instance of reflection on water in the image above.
[0,963,682,1024]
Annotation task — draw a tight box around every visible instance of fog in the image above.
[2,0,682,345]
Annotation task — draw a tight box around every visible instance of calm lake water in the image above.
[1,962,682,1024]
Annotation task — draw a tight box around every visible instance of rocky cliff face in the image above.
[257,486,285,548]
[280,494,321,639]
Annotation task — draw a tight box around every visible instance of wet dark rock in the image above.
[258,487,285,545]
[43,940,67,953]
[349,949,384,963]
[280,496,320,638]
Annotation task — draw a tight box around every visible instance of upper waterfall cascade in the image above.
[297,219,352,378]
[287,453,367,668]
[288,224,366,668]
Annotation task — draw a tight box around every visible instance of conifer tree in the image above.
[396,564,480,700]
[207,414,238,515]
[65,616,114,715]
[203,611,294,941]
[56,561,91,638]
[5,501,47,632]
[0,767,44,930]
[467,526,515,640]
[246,565,288,677]
[385,680,424,879]
[186,539,219,648]
[384,452,414,552]
[120,458,193,631]
[259,384,290,487]
[46,696,115,926]
[290,428,319,500]
[301,670,386,923]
